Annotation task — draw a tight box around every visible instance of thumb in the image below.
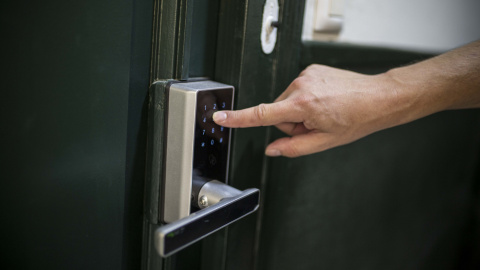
[265,133,333,157]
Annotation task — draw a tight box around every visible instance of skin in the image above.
[213,41,480,157]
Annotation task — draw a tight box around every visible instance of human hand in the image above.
[213,64,401,157]
[213,42,480,157]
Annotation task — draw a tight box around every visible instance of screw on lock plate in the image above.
[199,195,208,207]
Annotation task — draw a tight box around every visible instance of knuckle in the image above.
[299,64,315,77]
[290,77,308,90]
[253,103,268,123]
[292,93,316,115]
[293,94,310,107]
[300,64,317,76]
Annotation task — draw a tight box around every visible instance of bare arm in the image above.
[213,41,480,157]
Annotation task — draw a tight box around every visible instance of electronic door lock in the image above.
[155,80,260,257]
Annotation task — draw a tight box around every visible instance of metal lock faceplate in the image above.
[162,80,234,223]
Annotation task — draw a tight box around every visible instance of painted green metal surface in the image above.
[1,0,153,269]
[150,0,193,81]
[259,111,480,270]
[142,0,480,269]
[143,1,225,270]
[189,0,220,78]
[215,0,282,269]
[143,81,169,270]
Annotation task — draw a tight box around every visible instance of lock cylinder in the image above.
[194,180,242,209]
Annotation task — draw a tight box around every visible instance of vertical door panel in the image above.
[1,0,153,269]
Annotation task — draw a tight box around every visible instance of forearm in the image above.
[384,40,480,127]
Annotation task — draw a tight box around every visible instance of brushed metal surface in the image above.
[163,87,197,223]
[197,180,242,208]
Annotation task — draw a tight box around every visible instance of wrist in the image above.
[366,70,420,130]
[381,65,452,126]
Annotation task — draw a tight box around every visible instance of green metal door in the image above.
[3,0,479,269]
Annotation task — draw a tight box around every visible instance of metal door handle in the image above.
[155,180,259,257]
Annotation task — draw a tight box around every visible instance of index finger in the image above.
[213,100,302,128]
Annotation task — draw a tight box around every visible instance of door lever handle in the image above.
[155,181,259,257]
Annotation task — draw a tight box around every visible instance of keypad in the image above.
[193,89,233,182]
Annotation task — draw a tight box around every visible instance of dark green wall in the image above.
[1,0,152,269]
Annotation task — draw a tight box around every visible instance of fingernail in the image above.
[265,149,281,157]
[213,112,227,123]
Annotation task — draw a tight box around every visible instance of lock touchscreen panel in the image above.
[193,88,233,182]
